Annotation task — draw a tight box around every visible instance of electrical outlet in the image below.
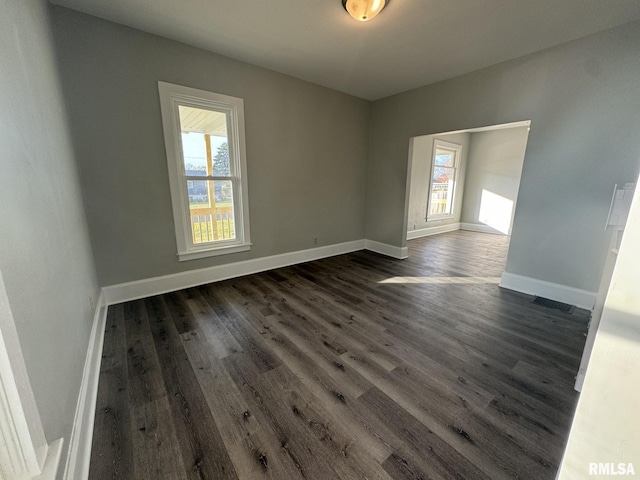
[313,237,318,245]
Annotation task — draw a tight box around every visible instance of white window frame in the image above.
[426,139,461,221]
[158,81,251,261]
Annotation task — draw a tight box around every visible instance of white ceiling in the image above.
[49,0,640,100]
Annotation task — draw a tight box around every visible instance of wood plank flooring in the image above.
[90,231,589,479]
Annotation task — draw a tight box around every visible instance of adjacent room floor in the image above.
[90,231,589,479]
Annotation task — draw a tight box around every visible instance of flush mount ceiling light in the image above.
[342,0,388,22]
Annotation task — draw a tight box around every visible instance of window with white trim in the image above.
[427,139,461,220]
[158,82,251,261]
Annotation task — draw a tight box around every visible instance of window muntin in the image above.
[158,82,250,260]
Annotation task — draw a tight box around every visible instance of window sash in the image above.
[174,104,243,251]
[183,177,240,247]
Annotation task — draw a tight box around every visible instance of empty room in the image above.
[2,1,640,479]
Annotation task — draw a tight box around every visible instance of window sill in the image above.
[178,242,252,262]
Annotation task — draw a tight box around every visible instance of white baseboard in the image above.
[407,223,460,240]
[36,437,63,480]
[460,222,509,235]
[103,239,415,306]
[574,372,585,393]
[500,272,597,311]
[104,240,367,305]
[63,290,108,480]
[364,239,408,259]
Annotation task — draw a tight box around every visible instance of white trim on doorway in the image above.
[0,270,63,480]
[428,120,532,136]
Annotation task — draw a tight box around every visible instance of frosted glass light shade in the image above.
[343,0,387,22]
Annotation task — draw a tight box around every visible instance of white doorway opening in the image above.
[406,120,531,242]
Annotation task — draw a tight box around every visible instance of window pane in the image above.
[187,179,235,244]
[187,179,209,208]
[178,105,229,176]
[434,148,455,167]
[430,166,455,216]
[430,184,451,215]
[432,165,454,184]
[212,141,230,176]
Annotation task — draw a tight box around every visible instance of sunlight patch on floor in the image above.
[378,276,502,284]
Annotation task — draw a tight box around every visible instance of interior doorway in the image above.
[405,120,531,248]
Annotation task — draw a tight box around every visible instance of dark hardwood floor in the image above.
[90,231,589,479]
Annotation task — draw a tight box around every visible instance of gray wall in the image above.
[407,132,469,232]
[0,0,99,456]
[367,20,640,292]
[51,7,371,287]
[461,127,529,233]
